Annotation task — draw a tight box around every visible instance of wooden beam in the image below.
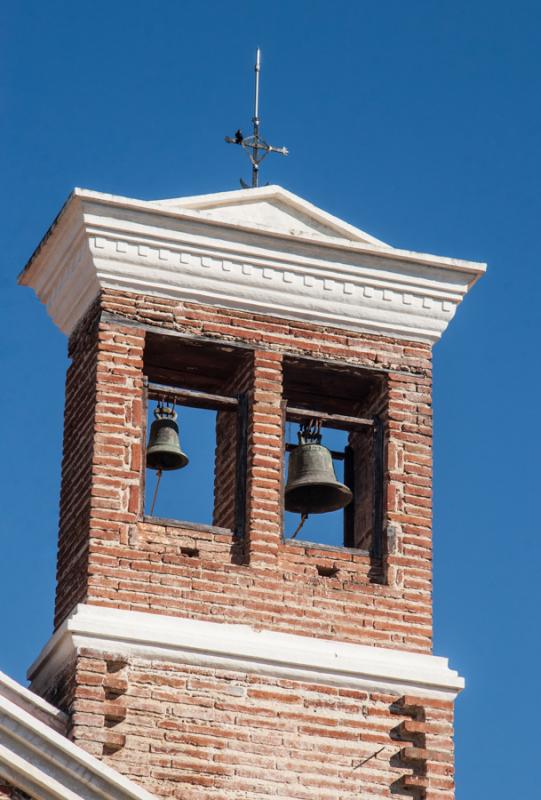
[285,405,374,431]
[147,381,238,411]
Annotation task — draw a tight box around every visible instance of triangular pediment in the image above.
[152,185,391,247]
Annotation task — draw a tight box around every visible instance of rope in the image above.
[290,513,308,540]
[149,469,163,515]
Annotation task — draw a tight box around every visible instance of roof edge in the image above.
[0,676,158,800]
[19,187,487,280]
[0,670,66,733]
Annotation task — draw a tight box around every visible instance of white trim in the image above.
[0,670,66,734]
[29,605,464,702]
[18,187,486,342]
[0,684,157,800]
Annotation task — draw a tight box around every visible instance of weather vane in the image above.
[225,49,289,188]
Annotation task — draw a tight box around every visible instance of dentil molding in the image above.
[18,185,486,342]
[28,604,464,701]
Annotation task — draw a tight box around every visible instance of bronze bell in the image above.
[285,423,352,515]
[146,404,189,471]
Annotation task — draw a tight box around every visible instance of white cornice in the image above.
[29,604,464,701]
[0,678,157,800]
[18,187,486,342]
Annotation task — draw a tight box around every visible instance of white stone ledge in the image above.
[29,604,464,701]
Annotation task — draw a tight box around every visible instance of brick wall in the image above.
[54,303,146,630]
[52,289,433,653]
[349,426,374,550]
[212,353,252,531]
[55,305,100,626]
[212,408,238,530]
[347,378,388,551]
[37,286,446,798]
[61,650,455,800]
[244,349,284,567]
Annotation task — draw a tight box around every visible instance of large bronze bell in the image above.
[146,404,189,471]
[285,422,353,515]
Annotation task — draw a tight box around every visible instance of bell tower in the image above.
[20,184,485,799]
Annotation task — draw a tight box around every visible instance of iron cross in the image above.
[225,49,289,188]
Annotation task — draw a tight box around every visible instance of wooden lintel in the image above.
[285,405,374,431]
[147,381,238,411]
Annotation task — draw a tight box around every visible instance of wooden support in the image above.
[235,393,249,539]
[285,405,373,431]
[371,416,385,560]
[147,381,239,411]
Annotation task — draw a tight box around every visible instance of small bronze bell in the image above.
[146,403,189,471]
[285,422,352,515]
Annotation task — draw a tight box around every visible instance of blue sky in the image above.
[1,2,540,797]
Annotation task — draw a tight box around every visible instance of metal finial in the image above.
[225,49,289,188]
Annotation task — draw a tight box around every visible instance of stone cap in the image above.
[29,604,465,700]
[19,185,486,342]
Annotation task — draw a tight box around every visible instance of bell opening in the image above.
[145,402,220,523]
